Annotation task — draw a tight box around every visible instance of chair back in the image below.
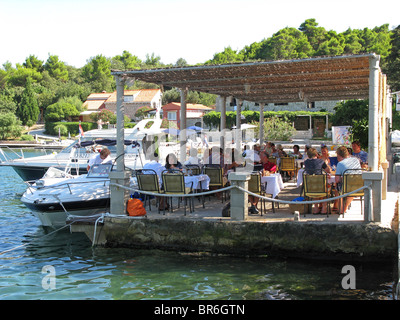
[162,170,186,194]
[342,169,364,197]
[248,172,262,194]
[185,164,201,175]
[203,166,223,187]
[136,169,160,192]
[280,157,295,171]
[303,172,328,198]
[269,157,277,165]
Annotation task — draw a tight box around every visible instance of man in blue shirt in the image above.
[351,140,368,164]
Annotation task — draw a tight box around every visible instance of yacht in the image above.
[20,163,137,228]
[0,117,175,181]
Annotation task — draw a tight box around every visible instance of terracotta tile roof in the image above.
[134,89,161,102]
[83,100,106,111]
[162,102,213,110]
[105,89,160,103]
[86,92,113,100]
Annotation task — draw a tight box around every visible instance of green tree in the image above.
[298,18,327,52]
[82,55,114,92]
[0,112,22,139]
[330,99,368,126]
[205,47,244,65]
[258,27,313,60]
[342,28,363,54]
[23,55,44,72]
[7,64,43,86]
[111,50,142,70]
[90,109,117,124]
[144,53,162,68]
[175,58,188,67]
[44,100,80,122]
[17,77,39,125]
[384,25,400,91]
[44,55,68,82]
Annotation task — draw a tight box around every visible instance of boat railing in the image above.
[25,178,110,195]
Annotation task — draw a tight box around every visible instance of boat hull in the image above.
[25,198,110,228]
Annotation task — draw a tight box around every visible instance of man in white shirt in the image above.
[142,152,164,184]
[87,148,112,171]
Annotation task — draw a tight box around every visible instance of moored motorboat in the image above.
[0,117,168,181]
[21,163,119,228]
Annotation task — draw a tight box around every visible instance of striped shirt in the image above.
[335,157,361,176]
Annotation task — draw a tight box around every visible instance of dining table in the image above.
[184,174,210,190]
[260,173,284,199]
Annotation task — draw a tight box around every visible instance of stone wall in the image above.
[101,217,397,262]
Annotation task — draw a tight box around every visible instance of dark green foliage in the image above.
[16,77,39,125]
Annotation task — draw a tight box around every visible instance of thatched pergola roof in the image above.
[111,54,374,104]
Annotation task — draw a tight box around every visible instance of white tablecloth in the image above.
[297,169,335,187]
[261,173,284,198]
[185,174,210,190]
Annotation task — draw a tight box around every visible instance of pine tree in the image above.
[17,77,39,126]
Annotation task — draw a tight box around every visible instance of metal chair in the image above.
[269,157,277,165]
[340,168,365,217]
[280,157,297,182]
[203,165,227,203]
[161,169,194,216]
[248,171,275,215]
[185,164,202,175]
[302,171,330,217]
[184,164,205,208]
[136,169,161,213]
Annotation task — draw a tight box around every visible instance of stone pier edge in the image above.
[84,216,398,262]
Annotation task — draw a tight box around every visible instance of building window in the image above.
[307,102,315,109]
[124,95,134,102]
[167,111,177,120]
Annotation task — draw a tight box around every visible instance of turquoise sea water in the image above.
[0,150,396,300]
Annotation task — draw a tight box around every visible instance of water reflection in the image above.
[0,150,396,300]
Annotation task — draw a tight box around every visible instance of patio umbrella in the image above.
[162,128,180,135]
[231,124,257,130]
[187,125,203,132]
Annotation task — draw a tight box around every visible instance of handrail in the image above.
[110,182,370,203]
[110,182,374,221]
[25,178,110,194]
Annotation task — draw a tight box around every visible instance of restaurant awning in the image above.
[111,54,374,104]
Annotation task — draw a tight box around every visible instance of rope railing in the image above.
[110,182,372,206]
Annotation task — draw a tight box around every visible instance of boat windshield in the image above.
[87,163,113,178]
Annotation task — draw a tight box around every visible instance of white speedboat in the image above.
[21,163,122,228]
[0,117,167,181]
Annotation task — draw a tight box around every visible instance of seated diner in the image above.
[334,146,362,214]
[304,147,331,214]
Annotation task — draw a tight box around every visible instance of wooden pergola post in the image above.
[180,88,187,164]
[220,96,227,151]
[109,75,131,215]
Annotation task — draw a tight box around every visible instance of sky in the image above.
[0,0,399,69]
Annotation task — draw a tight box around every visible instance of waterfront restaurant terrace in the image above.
[69,54,399,261]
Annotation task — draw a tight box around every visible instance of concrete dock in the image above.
[70,175,399,262]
